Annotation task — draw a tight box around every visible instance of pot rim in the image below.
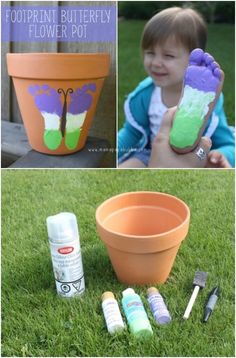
[7,52,110,56]
[96,191,190,240]
[7,52,110,79]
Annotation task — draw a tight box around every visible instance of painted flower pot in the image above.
[96,191,190,285]
[7,53,110,155]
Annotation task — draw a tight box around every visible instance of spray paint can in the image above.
[46,212,85,298]
[147,287,171,325]
[101,291,125,334]
[122,288,153,338]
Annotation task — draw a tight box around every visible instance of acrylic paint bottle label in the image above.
[125,300,148,324]
[122,289,153,337]
[49,238,85,298]
[102,297,125,334]
[148,292,171,324]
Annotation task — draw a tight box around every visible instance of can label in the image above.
[58,246,74,254]
[50,239,85,298]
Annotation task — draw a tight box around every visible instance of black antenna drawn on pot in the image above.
[58,88,73,137]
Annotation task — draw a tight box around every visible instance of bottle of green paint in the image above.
[122,288,153,338]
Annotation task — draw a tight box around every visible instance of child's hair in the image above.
[141,7,207,53]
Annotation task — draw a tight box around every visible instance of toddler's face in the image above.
[143,37,189,89]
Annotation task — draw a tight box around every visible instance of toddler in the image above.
[118,7,235,168]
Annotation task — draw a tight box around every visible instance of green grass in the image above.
[118,21,235,128]
[2,169,235,357]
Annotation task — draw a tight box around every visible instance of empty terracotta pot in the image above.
[7,53,110,155]
[96,191,190,285]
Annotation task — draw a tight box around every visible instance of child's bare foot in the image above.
[169,48,224,153]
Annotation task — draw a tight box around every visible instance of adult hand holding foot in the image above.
[148,107,212,168]
[206,150,231,168]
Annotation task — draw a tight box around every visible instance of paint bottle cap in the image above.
[147,287,159,296]
[122,288,135,297]
[101,291,115,302]
[46,212,79,241]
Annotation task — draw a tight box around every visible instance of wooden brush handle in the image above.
[183,285,200,319]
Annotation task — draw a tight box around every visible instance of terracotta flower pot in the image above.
[7,53,110,155]
[96,191,190,285]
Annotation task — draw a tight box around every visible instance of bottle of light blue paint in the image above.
[122,288,153,338]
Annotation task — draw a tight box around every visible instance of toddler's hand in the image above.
[206,150,231,168]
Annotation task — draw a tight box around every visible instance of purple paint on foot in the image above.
[204,53,214,65]
[185,49,221,92]
[28,85,63,116]
[211,62,218,71]
[68,83,96,114]
[213,67,221,80]
[189,48,204,65]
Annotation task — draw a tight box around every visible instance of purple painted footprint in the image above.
[65,83,96,150]
[186,48,223,92]
[170,48,224,153]
[28,84,63,150]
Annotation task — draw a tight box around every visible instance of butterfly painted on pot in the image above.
[28,83,96,150]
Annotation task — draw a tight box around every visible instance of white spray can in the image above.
[101,291,125,334]
[46,212,85,298]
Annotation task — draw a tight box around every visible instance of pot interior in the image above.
[103,205,183,236]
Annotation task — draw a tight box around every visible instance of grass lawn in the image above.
[118,21,235,128]
[2,169,235,357]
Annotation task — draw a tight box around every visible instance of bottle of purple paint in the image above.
[147,287,171,325]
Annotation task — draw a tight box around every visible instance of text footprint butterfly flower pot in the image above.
[7,53,110,155]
